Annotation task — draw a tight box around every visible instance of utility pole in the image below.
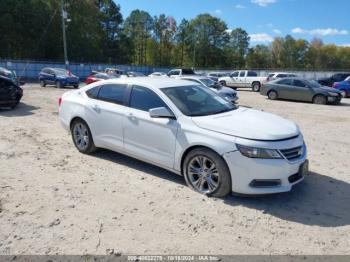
[61,0,68,69]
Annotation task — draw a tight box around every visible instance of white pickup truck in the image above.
[218,70,267,92]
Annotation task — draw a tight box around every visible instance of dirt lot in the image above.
[1,84,350,255]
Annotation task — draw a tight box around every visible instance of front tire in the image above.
[40,80,46,87]
[313,95,327,105]
[183,148,231,197]
[71,119,97,154]
[219,80,226,87]
[340,90,347,98]
[56,81,63,89]
[267,90,278,100]
[74,84,79,89]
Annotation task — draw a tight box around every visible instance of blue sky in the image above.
[114,0,350,46]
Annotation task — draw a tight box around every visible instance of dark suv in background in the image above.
[317,73,350,87]
[39,68,79,88]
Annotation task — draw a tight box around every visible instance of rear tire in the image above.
[183,147,231,198]
[74,84,79,89]
[313,95,327,105]
[252,82,261,92]
[70,119,97,154]
[267,90,278,100]
[40,80,46,87]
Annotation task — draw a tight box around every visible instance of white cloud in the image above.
[249,33,274,42]
[292,27,348,36]
[339,44,350,47]
[251,0,277,7]
[212,9,223,16]
[235,4,246,9]
[225,29,232,34]
[273,29,282,34]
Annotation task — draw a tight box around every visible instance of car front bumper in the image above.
[222,137,307,195]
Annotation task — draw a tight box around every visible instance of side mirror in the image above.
[149,107,175,119]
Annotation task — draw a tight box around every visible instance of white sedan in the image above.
[59,77,308,196]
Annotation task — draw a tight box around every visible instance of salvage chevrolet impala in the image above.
[59,78,308,197]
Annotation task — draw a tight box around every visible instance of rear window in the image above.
[182,69,195,75]
[86,86,100,99]
[277,79,293,85]
[247,71,257,77]
[97,84,126,104]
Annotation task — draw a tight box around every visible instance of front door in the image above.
[124,85,178,169]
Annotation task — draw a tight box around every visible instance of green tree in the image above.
[246,45,271,69]
[225,28,250,68]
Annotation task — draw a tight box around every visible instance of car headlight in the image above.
[328,92,339,97]
[236,144,282,159]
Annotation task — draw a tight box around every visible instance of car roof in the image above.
[91,77,196,89]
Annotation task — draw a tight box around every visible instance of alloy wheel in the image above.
[187,155,220,194]
[73,122,90,151]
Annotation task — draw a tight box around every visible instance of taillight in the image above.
[58,97,62,107]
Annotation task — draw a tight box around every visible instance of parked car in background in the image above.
[126,71,145,77]
[260,77,342,105]
[0,75,23,109]
[85,73,111,85]
[167,68,196,77]
[207,72,230,82]
[0,67,22,86]
[267,72,297,82]
[317,73,350,87]
[105,68,125,77]
[333,76,350,97]
[39,68,79,88]
[59,77,307,196]
[179,75,238,104]
[149,72,168,77]
[218,70,267,92]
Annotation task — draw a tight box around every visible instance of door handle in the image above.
[92,104,101,113]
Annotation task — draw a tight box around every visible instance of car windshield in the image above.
[306,80,322,88]
[161,85,236,117]
[199,78,215,87]
[345,76,350,82]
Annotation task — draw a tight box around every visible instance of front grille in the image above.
[280,146,303,161]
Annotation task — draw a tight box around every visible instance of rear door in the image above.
[274,78,294,99]
[123,85,178,168]
[85,83,127,150]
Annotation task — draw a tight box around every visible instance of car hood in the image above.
[318,86,342,93]
[191,107,299,140]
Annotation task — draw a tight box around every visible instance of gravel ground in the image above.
[0,84,350,255]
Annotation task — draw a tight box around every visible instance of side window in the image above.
[86,86,100,99]
[97,84,126,104]
[129,85,167,112]
[0,78,6,88]
[278,74,287,78]
[231,71,239,77]
[239,71,245,77]
[294,79,307,88]
[277,79,293,86]
[247,71,257,77]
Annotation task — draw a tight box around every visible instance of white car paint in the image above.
[218,70,267,90]
[59,77,307,195]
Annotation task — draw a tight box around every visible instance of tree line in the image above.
[1,0,350,70]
